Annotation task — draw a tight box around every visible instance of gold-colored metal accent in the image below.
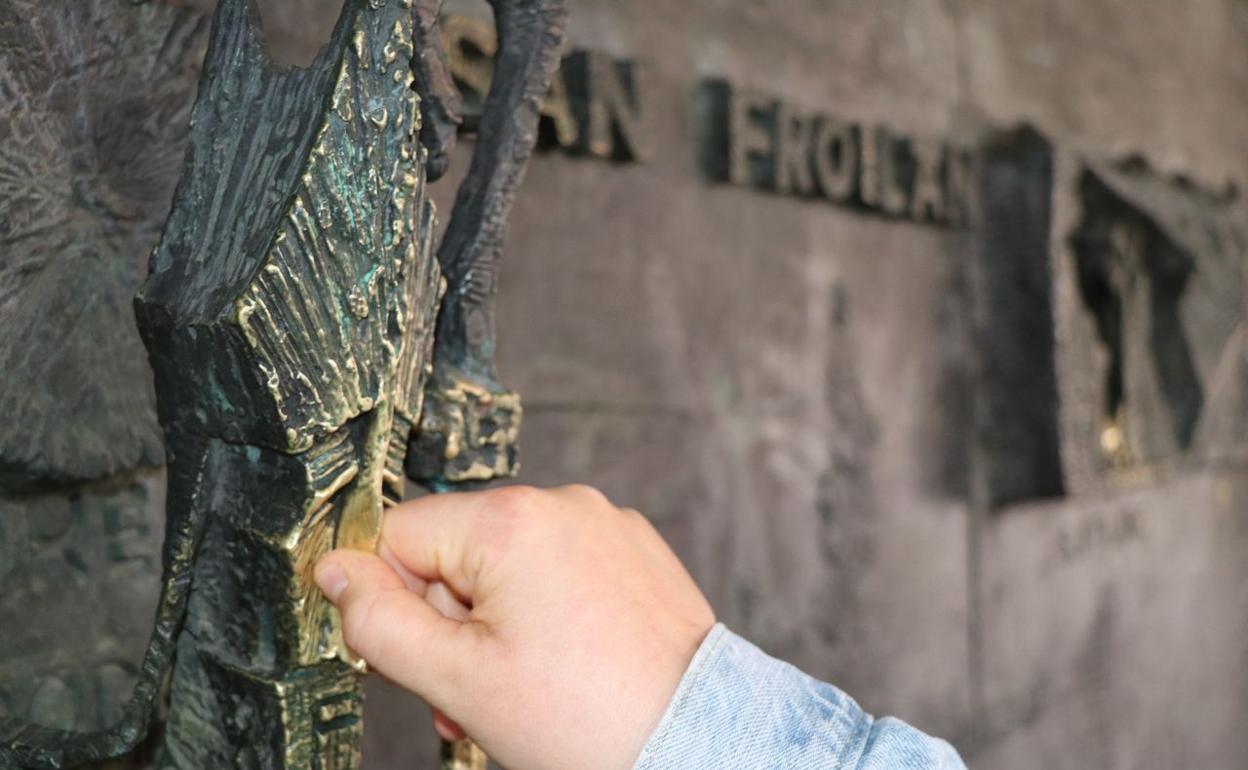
[440,738,488,770]
[413,368,523,483]
[274,665,365,770]
[1100,407,1134,470]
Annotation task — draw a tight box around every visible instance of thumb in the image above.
[315,548,482,707]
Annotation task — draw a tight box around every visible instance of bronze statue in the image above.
[0,0,566,766]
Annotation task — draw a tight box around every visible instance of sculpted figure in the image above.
[0,0,566,766]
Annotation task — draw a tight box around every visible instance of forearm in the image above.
[633,624,965,770]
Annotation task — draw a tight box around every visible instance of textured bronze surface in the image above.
[0,0,206,489]
[0,1,208,765]
[1,0,566,766]
[410,0,567,485]
[409,367,522,487]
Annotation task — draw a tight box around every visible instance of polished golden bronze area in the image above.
[410,368,523,485]
[440,737,489,770]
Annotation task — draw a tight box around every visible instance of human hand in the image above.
[314,484,716,770]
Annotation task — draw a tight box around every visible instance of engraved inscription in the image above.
[442,14,651,162]
[697,79,973,226]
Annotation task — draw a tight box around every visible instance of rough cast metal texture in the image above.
[0,0,207,765]
[409,0,567,490]
[138,1,444,766]
[0,0,205,488]
[0,0,567,767]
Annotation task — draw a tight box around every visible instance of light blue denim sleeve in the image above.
[632,624,966,770]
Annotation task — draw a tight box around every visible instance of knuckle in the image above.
[484,485,543,524]
[563,483,610,508]
[476,485,545,556]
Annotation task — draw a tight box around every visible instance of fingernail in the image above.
[315,562,349,602]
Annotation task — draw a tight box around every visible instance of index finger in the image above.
[380,485,540,603]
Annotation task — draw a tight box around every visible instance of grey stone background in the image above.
[371,0,1248,767]
[380,1,1248,767]
[2,1,1247,769]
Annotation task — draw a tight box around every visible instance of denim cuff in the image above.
[632,623,965,770]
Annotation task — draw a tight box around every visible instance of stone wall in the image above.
[368,1,1248,767]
